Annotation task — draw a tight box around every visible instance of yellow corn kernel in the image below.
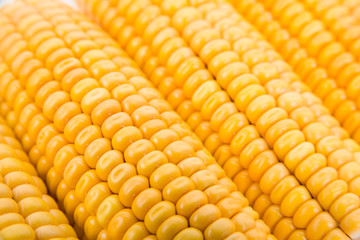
[81,88,111,114]
[0,183,13,198]
[42,91,70,121]
[70,78,100,103]
[330,193,360,221]
[56,180,71,205]
[149,163,181,190]
[280,186,312,217]
[324,228,351,240]
[95,150,123,181]
[0,223,35,240]
[84,215,103,239]
[340,208,360,239]
[230,125,259,156]
[107,209,139,239]
[136,150,167,178]
[18,196,51,218]
[246,95,276,124]
[53,102,81,132]
[204,218,235,239]
[62,68,91,92]
[318,180,348,211]
[84,182,112,215]
[75,170,100,201]
[144,201,176,234]
[259,163,289,194]
[74,125,103,154]
[4,171,34,189]
[156,215,188,240]
[12,184,42,202]
[173,227,203,239]
[119,175,149,207]
[123,222,151,240]
[150,129,179,151]
[112,126,143,152]
[306,167,338,197]
[139,119,166,140]
[162,176,195,203]
[73,203,90,230]
[248,150,277,183]
[306,212,337,240]
[63,156,90,188]
[53,144,78,172]
[131,188,162,220]
[2,158,36,176]
[192,169,217,190]
[269,175,299,205]
[0,198,18,215]
[45,134,68,164]
[41,195,57,210]
[295,153,327,183]
[163,140,195,164]
[91,99,122,126]
[64,114,92,143]
[34,82,61,111]
[217,197,245,219]
[273,218,296,240]
[176,190,208,218]
[84,138,111,168]
[124,139,155,166]
[63,190,81,218]
[0,213,24,230]
[25,211,57,230]
[97,229,109,240]
[96,195,124,228]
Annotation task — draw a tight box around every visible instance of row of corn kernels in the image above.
[76,0,360,239]
[0,116,77,239]
[233,1,360,144]
[0,0,272,239]
[75,1,339,240]
[232,0,360,144]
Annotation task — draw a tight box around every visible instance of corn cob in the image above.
[77,1,288,237]
[75,2,316,239]
[225,0,360,219]
[230,0,360,143]
[75,0,360,238]
[1,0,360,239]
[0,0,272,239]
[178,1,360,238]
[167,4,359,238]
[76,0,360,237]
[302,0,360,59]
[234,0,360,145]
[0,116,77,239]
[193,0,359,146]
